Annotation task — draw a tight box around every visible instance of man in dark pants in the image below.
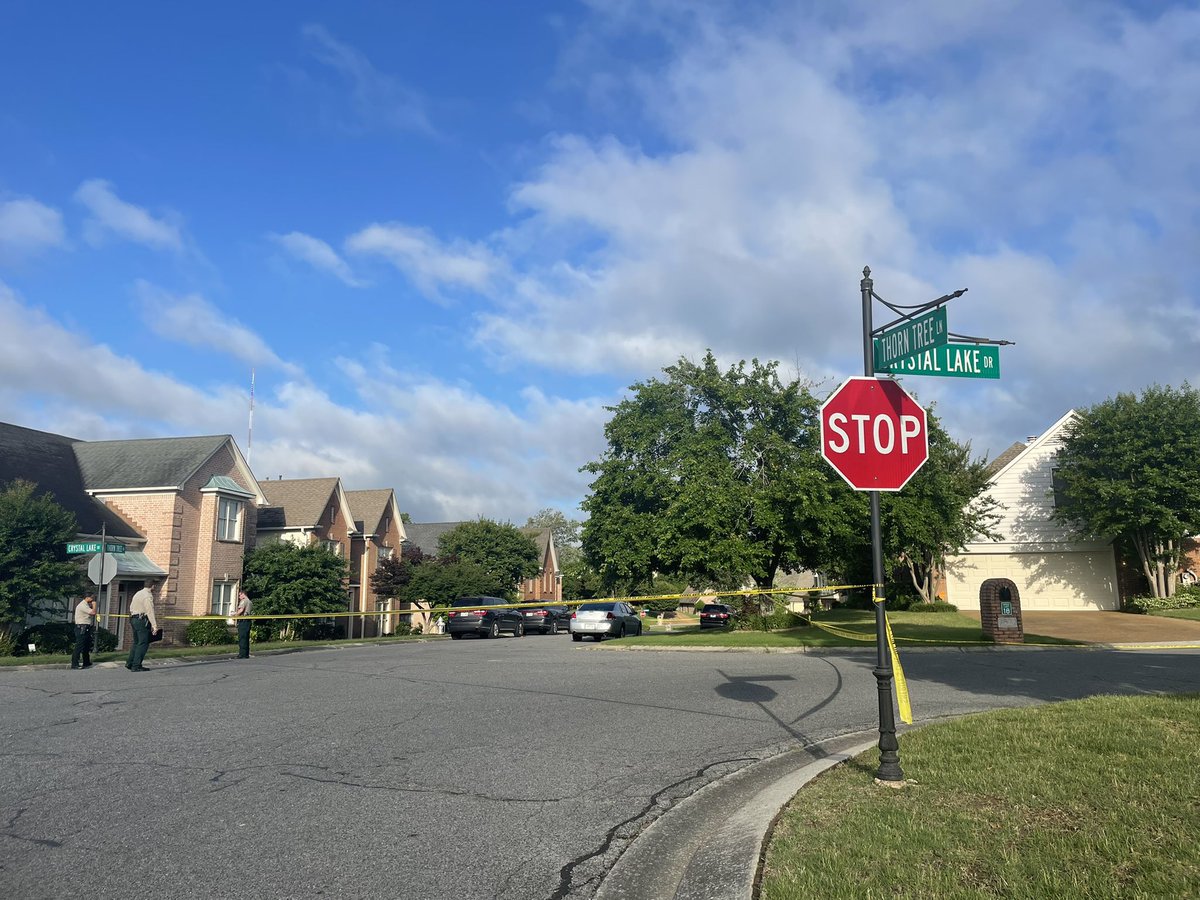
[71,595,97,669]
[125,580,159,672]
[233,590,252,658]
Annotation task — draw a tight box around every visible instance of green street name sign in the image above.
[873,307,948,370]
[878,342,1000,379]
[66,542,127,554]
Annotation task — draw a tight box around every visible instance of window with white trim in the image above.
[211,581,237,615]
[217,497,243,541]
[321,539,343,557]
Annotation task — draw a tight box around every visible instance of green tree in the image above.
[581,352,846,592]
[242,542,349,639]
[560,554,604,602]
[1052,384,1200,598]
[437,519,540,598]
[400,556,497,606]
[0,480,85,648]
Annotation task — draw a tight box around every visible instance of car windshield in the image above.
[578,602,615,612]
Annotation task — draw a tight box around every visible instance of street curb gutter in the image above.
[594,732,877,900]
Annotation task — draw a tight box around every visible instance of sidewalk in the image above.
[965,610,1200,646]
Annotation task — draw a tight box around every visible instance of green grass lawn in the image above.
[1151,607,1200,621]
[761,693,1200,898]
[626,609,1079,648]
[0,633,441,667]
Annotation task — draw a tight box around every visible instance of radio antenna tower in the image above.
[247,368,255,466]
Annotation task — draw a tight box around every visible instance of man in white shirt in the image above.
[233,590,252,659]
[125,580,160,672]
[70,595,97,670]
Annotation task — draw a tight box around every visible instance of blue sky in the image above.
[2,1,1197,523]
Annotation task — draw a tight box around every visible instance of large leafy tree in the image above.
[437,519,540,597]
[581,352,846,592]
[0,480,85,645]
[1052,384,1200,598]
[400,556,498,606]
[242,542,349,637]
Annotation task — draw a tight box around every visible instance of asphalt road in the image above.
[3,638,1199,900]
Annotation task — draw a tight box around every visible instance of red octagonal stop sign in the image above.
[820,377,928,491]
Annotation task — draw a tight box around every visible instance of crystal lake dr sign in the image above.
[66,542,127,554]
[878,342,1000,379]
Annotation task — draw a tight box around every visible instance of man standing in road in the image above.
[70,594,97,670]
[233,589,252,659]
[126,580,160,672]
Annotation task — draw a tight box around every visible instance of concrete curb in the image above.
[594,732,878,900]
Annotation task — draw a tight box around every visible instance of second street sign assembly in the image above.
[878,342,1000,379]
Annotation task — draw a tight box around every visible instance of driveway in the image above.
[963,609,1200,644]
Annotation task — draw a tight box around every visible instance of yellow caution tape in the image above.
[884,611,912,725]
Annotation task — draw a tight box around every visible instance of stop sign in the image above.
[820,377,928,491]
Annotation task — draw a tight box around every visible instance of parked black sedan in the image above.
[446,597,524,639]
[698,603,734,628]
[520,604,571,635]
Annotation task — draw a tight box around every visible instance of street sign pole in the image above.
[860,267,904,783]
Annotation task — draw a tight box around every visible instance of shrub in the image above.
[393,623,413,637]
[1127,586,1200,614]
[0,631,14,657]
[186,619,235,646]
[15,622,76,655]
[906,601,959,613]
[94,626,118,651]
[733,599,805,631]
[249,622,276,643]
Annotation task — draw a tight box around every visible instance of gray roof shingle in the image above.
[346,489,394,535]
[0,421,142,538]
[74,435,231,490]
[257,477,341,529]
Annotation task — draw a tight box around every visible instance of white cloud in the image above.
[299,23,436,136]
[0,197,66,262]
[135,281,301,376]
[0,281,604,522]
[346,222,501,298]
[271,231,363,287]
[74,179,184,251]
[457,0,1200,458]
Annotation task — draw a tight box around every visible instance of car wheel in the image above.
[489,621,499,639]
[572,633,582,642]
[635,622,642,636]
[617,624,626,639]
[550,620,559,635]
[592,634,603,642]
[451,633,463,640]
[516,621,525,637]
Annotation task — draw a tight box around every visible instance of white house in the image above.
[944,411,1120,611]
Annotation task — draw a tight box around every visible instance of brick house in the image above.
[346,488,407,634]
[0,421,265,645]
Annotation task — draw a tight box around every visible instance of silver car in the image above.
[569,601,643,642]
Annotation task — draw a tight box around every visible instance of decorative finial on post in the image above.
[863,266,871,278]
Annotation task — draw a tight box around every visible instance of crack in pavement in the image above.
[544,754,758,900]
[281,769,564,803]
[2,807,64,849]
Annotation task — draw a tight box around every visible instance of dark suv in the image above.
[447,596,524,639]
[698,603,734,628]
[521,604,571,635]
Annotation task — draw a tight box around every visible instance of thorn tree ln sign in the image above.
[820,376,929,491]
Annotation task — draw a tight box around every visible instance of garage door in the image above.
[945,550,1119,611]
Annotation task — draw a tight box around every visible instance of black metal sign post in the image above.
[860,267,904,783]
